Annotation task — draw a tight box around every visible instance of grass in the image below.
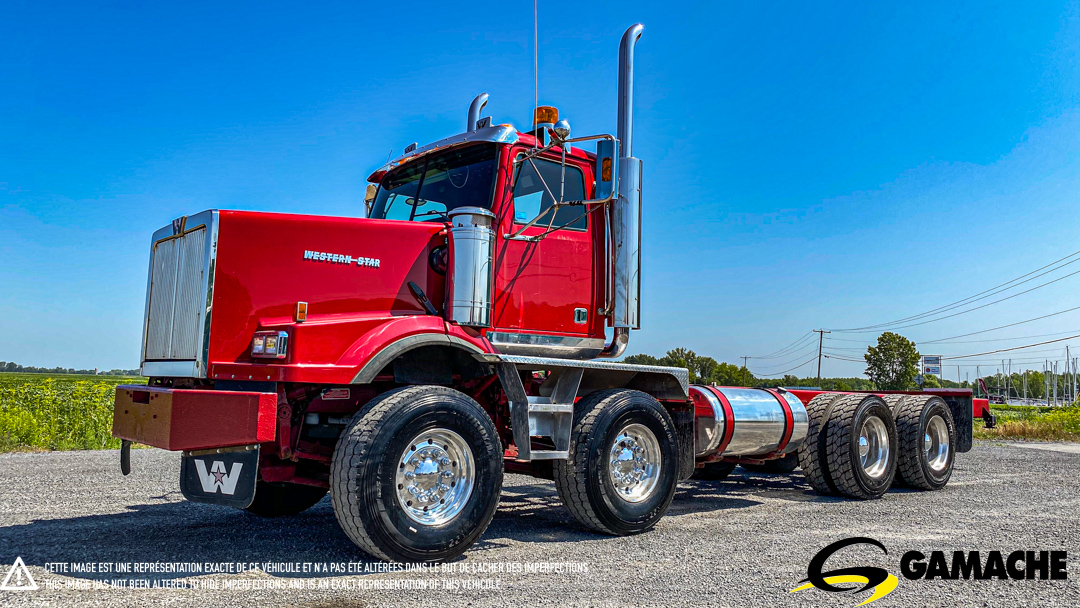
[973,403,1080,442]
[0,372,146,452]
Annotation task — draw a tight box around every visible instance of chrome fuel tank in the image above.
[690,385,809,459]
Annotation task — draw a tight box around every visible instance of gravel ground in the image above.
[1,442,1077,607]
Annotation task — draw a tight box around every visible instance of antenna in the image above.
[534,0,538,118]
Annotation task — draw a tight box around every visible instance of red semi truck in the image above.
[112,24,974,563]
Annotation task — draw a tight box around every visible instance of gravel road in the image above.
[1,442,1077,607]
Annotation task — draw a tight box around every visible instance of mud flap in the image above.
[180,445,259,509]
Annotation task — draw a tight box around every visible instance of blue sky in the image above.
[1,1,1078,377]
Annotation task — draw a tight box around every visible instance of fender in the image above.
[351,326,490,384]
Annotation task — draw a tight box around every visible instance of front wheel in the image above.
[554,390,679,535]
[330,386,503,563]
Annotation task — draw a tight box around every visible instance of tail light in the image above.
[252,331,289,359]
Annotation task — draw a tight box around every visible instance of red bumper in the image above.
[112,385,277,451]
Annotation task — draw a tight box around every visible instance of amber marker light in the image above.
[533,106,559,126]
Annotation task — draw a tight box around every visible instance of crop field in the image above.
[0,373,145,452]
[973,403,1080,441]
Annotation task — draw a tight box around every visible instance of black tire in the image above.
[825,394,898,500]
[245,481,327,517]
[742,453,799,474]
[330,386,503,563]
[693,461,737,481]
[798,393,846,495]
[893,395,956,491]
[553,389,679,535]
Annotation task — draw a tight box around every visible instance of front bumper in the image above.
[112,385,277,451]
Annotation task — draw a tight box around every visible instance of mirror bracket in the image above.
[505,133,618,242]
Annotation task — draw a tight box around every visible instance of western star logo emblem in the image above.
[194,460,244,495]
[303,250,380,268]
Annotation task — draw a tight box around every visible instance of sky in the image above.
[1,1,1078,378]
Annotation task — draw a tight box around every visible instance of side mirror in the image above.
[594,139,618,201]
[364,184,378,216]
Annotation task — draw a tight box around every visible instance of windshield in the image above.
[368,144,498,222]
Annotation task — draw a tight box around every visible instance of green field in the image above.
[0,372,146,451]
[973,403,1080,442]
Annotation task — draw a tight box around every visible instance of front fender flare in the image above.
[351,333,488,384]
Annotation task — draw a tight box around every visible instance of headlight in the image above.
[251,330,288,359]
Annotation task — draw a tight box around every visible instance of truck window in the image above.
[369,144,498,222]
[512,157,587,230]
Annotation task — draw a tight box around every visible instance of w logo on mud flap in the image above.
[180,448,257,508]
[193,460,244,495]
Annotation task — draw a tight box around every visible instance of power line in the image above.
[754,331,815,359]
[922,330,1080,345]
[832,248,1080,332]
[944,334,1080,360]
[749,344,819,369]
[826,336,879,343]
[831,267,1080,333]
[824,354,865,363]
[754,356,818,377]
[919,305,1080,343]
[828,330,1080,349]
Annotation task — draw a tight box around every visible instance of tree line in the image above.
[0,362,140,376]
[624,331,1055,396]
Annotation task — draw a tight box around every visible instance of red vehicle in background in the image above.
[112,24,974,563]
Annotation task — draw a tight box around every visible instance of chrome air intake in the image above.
[447,207,496,327]
[467,93,489,132]
[690,386,809,459]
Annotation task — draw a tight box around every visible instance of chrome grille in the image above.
[144,226,208,362]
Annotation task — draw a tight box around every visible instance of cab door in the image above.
[489,148,604,357]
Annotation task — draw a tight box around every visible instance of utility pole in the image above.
[1066,347,1070,403]
[1053,361,1058,406]
[741,356,751,369]
[813,330,830,383]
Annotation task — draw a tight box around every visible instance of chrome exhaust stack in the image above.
[613,24,643,331]
[599,23,643,359]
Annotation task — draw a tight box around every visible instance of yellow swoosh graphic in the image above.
[789,574,899,606]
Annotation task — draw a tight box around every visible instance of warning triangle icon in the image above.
[0,556,38,591]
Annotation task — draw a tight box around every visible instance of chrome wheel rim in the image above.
[924,415,950,472]
[858,416,890,479]
[607,423,661,503]
[395,428,474,525]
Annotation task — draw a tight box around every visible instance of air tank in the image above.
[690,385,809,459]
